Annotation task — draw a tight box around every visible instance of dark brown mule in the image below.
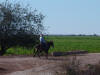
[33,41,54,59]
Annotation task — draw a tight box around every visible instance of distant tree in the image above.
[93,34,98,36]
[0,0,45,55]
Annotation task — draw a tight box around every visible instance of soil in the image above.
[0,53,100,75]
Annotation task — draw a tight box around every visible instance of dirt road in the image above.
[0,53,100,75]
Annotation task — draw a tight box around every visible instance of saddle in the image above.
[40,43,47,50]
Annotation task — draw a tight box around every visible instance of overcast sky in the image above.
[0,0,100,35]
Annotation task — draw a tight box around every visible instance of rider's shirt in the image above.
[40,36,46,44]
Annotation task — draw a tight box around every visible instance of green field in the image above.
[45,36,100,53]
[6,36,100,55]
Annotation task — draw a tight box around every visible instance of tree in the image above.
[0,0,45,55]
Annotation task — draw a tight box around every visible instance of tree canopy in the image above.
[0,1,45,55]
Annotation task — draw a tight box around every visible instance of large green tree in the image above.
[0,1,45,55]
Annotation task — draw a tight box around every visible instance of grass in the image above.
[6,47,34,55]
[5,36,100,55]
[45,36,100,53]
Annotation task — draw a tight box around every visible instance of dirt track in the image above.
[0,53,100,75]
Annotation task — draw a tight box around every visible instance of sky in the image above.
[0,0,100,35]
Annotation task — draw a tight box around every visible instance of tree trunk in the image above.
[0,48,6,56]
[0,40,7,56]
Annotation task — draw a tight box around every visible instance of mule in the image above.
[33,41,54,59]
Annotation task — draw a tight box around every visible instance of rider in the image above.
[39,34,46,48]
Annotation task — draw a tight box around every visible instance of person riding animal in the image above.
[39,34,46,49]
[33,34,54,58]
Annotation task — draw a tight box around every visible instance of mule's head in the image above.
[49,40,54,48]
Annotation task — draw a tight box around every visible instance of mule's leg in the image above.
[33,49,41,58]
[33,50,36,57]
[45,51,48,59]
[37,50,41,58]
[33,48,38,57]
